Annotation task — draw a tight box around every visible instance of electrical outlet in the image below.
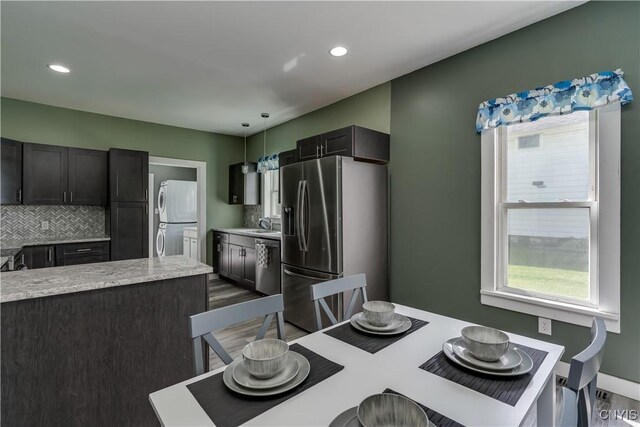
[538,317,552,335]
[40,220,49,231]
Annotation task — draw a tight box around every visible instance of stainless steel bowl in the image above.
[242,339,289,379]
[362,301,396,326]
[460,325,510,362]
[357,393,429,427]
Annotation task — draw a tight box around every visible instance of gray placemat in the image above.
[187,343,344,427]
[384,388,464,427]
[419,343,548,406]
[323,316,428,353]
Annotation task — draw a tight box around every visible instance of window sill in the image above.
[480,289,620,333]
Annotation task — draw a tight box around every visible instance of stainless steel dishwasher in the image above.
[255,238,281,295]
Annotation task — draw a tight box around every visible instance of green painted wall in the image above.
[245,82,391,160]
[1,98,245,265]
[390,1,640,381]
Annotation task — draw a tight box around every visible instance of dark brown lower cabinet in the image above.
[107,202,149,260]
[228,243,244,282]
[219,235,257,290]
[55,241,110,266]
[23,245,55,269]
[1,274,208,427]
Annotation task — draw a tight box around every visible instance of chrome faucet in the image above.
[258,217,272,230]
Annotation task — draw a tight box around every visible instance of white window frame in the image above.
[480,103,621,333]
[261,170,281,222]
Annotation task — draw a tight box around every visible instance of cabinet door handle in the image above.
[145,189,148,199]
[70,192,73,203]
[316,145,320,158]
[76,248,92,253]
[16,189,22,203]
[63,192,67,203]
[320,145,324,157]
[48,248,52,262]
[145,204,148,214]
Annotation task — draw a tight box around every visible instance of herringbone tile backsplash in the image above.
[1,205,105,240]
[243,205,281,231]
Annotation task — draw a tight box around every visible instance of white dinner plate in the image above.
[232,353,300,389]
[443,338,533,377]
[223,351,310,396]
[349,313,412,336]
[451,338,522,371]
[354,312,404,332]
[329,406,436,427]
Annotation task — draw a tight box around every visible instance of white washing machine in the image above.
[156,222,197,257]
[158,180,197,223]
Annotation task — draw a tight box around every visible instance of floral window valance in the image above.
[257,153,279,172]
[476,69,633,133]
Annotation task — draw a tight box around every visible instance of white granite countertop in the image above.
[0,255,212,303]
[212,228,281,240]
[1,235,111,251]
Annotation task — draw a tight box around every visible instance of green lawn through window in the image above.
[507,264,589,300]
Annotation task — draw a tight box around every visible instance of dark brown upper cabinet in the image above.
[1,138,23,205]
[23,143,68,205]
[68,148,108,205]
[296,125,390,164]
[109,148,149,202]
[107,202,149,261]
[22,143,108,206]
[228,162,260,205]
[279,149,298,168]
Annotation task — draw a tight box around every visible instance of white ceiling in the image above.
[1,1,583,136]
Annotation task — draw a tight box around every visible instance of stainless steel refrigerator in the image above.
[280,156,388,332]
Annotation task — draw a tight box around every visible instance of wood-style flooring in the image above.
[207,279,639,426]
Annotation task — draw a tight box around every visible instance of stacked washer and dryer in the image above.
[156,180,198,257]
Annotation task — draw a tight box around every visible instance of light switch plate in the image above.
[41,220,49,230]
[538,317,552,335]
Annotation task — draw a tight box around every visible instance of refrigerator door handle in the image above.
[283,268,336,281]
[300,180,309,252]
[296,180,304,252]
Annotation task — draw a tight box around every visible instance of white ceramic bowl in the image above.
[357,393,429,427]
[242,339,289,379]
[461,325,510,362]
[362,301,396,326]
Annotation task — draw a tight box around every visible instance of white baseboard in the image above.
[556,361,640,401]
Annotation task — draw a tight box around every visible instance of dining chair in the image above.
[558,317,607,427]
[310,273,368,331]
[188,293,286,375]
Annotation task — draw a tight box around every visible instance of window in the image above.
[481,104,621,332]
[261,170,281,220]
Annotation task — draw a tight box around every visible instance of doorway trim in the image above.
[149,156,207,263]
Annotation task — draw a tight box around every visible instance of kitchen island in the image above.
[1,256,212,427]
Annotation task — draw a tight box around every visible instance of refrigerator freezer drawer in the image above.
[281,264,341,332]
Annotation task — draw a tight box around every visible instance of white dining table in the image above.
[149,304,564,426]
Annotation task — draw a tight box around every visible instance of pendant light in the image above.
[259,113,270,173]
[241,122,250,174]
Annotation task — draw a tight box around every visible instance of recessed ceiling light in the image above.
[329,46,348,57]
[47,64,71,74]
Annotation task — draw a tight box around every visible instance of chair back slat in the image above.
[189,294,284,338]
[310,274,369,331]
[310,274,366,300]
[567,318,606,391]
[319,298,339,325]
[188,294,286,375]
[561,317,607,427]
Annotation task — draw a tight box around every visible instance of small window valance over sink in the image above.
[475,69,633,133]
[257,153,279,172]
